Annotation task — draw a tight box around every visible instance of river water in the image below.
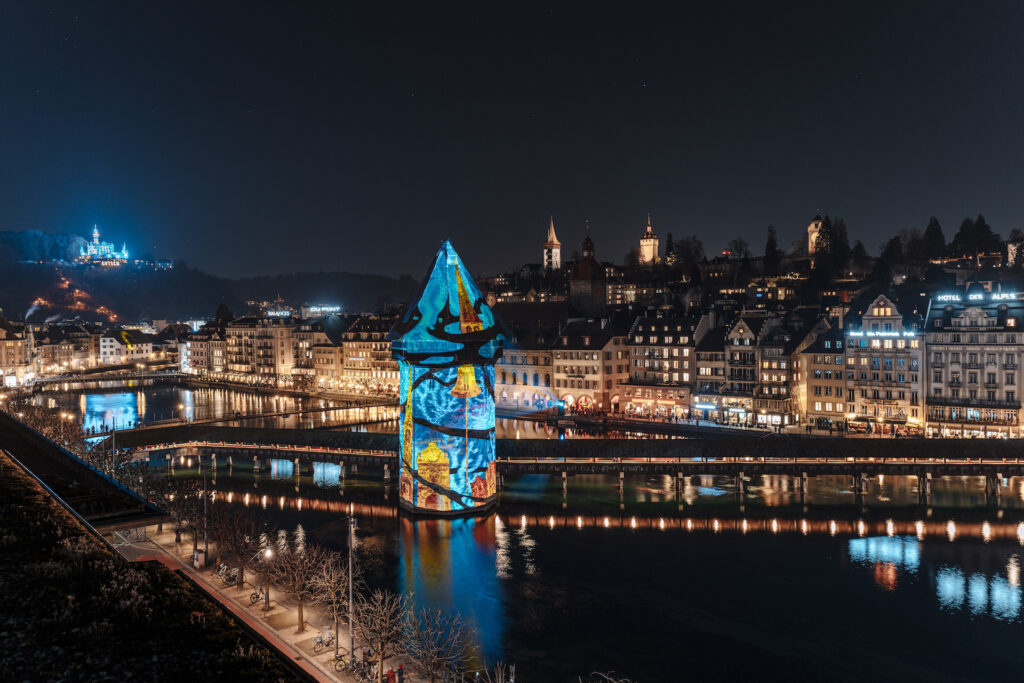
[31,382,655,439]
[160,451,1024,682]
[37,382,1024,679]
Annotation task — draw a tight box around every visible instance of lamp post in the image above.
[348,515,356,660]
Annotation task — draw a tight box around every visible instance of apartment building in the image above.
[0,316,32,387]
[99,329,155,365]
[620,315,698,419]
[225,316,296,386]
[924,290,1024,438]
[495,329,555,412]
[844,294,924,436]
[551,319,628,412]
[797,326,847,429]
[342,315,399,395]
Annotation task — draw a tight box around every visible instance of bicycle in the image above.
[249,585,266,605]
[312,628,335,654]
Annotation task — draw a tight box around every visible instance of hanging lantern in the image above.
[450,364,482,399]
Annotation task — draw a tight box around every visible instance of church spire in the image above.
[545,216,560,246]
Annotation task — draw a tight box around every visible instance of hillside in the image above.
[0,231,417,321]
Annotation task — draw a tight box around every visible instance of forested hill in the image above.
[0,232,417,321]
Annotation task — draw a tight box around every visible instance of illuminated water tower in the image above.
[389,240,506,515]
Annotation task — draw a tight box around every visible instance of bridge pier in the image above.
[562,470,567,498]
[384,464,391,482]
[918,472,932,503]
[737,471,745,497]
[340,463,346,480]
[352,463,358,477]
[227,455,233,470]
[253,456,260,472]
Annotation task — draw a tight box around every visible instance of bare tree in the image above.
[482,662,516,683]
[354,588,408,683]
[309,549,362,658]
[403,607,472,683]
[269,534,329,633]
[209,502,268,589]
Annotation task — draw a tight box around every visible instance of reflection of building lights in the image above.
[576,516,582,529]
[801,519,808,535]
[983,521,992,543]
[857,520,866,537]
[741,519,748,534]
[886,519,895,536]
[244,493,250,506]
[1009,556,1021,587]
[771,519,779,534]
[630,517,637,529]
[520,515,527,528]
[713,519,720,533]
[916,520,925,540]
[548,515,554,529]
[659,518,665,530]
[603,517,610,528]
[947,520,957,542]
[829,520,837,536]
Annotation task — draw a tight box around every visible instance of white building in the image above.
[100,330,155,365]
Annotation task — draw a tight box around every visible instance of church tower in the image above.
[543,216,561,270]
[638,214,659,265]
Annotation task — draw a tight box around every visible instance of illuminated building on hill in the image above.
[77,225,129,265]
[390,240,505,515]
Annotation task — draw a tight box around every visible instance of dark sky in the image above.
[2,2,1024,279]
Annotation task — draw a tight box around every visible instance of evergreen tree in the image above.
[763,225,782,276]
[214,303,234,324]
[921,217,946,259]
[813,216,833,261]
[830,218,851,271]
[663,232,678,267]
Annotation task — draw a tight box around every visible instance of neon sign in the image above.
[935,292,1019,303]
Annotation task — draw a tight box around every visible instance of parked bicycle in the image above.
[312,628,335,654]
[216,563,238,585]
[249,585,267,605]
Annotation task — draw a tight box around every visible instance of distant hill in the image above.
[0,230,418,322]
[0,229,87,262]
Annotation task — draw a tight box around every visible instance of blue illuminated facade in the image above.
[390,241,505,515]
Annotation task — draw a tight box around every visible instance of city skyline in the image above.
[3,3,1024,278]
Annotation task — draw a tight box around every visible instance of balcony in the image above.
[948,379,961,387]
[984,381,1000,388]
[964,362,981,369]
[1005,363,1018,370]
[930,361,945,368]
[927,396,1021,409]
[624,377,689,388]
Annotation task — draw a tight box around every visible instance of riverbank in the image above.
[0,449,297,681]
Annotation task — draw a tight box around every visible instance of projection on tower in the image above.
[389,241,505,514]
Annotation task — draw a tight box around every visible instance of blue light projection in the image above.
[389,241,506,515]
[270,459,294,479]
[848,536,920,571]
[313,462,342,488]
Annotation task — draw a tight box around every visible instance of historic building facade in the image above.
[621,315,698,419]
[845,295,924,435]
[924,291,1024,438]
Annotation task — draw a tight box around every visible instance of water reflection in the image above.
[160,454,1024,680]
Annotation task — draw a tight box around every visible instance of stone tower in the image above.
[639,214,659,265]
[389,240,505,515]
[543,216,561,270]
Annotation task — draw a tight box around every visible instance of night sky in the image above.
[2,2,1023,279]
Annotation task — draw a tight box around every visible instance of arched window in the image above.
[501,371,507,384]
[522,372,528,386]
[512,374,517,385]
[533,372,539,386]
[544,373,551,387]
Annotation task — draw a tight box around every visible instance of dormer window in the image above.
[561,336,568,346]
[583,336,591,346]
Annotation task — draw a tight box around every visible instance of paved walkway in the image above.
[114,528,416,682]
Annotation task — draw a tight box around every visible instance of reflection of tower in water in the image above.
[398,514,504,664]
